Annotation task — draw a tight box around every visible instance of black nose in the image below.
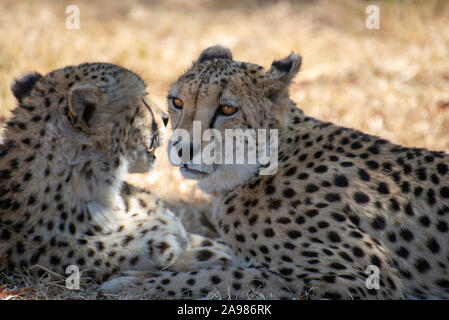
[162,114,169,127]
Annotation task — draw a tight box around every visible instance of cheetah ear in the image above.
[264,53,301,103]
[267,53,302,83]
[11,72,42,102]
[194,45,233,65]
[67,85,106,132]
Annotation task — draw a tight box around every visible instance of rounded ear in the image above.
[264,53,302,103]
[195,45,233,65]
[11,72,42,102]
[267,53,302,83]
[67,85,106,132]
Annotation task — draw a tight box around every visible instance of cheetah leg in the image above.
[100,267,293,299]
[100,266,402,299]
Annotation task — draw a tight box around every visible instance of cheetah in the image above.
[0,62,231,284]
[101,47,449,299]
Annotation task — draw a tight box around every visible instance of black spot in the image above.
[0,169,11,179]
[196,250,213,261]
[68,223,76,235]
[396,246,409,258]
[296,173,309,182]
[317,221,329,229]
[279,267,293,276]
[415,167,427,181]
[295,216,306,225]
[340,161,354,167]
[418,215,431,227]
[314,165,328,173]
[404,203,414,216]
[426,238,440,253]
[440,186,449,198]
[334,175,349,188]
[435,279,449,288]
[414,258,431,273]
[305,184,319,193]
[235,234,246,243]
[350,141,362,150]
[49,255,61,265]
[377,182,390,195]
[265,185,276,195]
[23,172,32,181]
[436,163,448,176]
[436,220,448,233]
[371,216,386,230]
[210,276,221,284]
[284,167,297,176]
[1,229,11,240]
[366,160,379,170]
[399,228,414,242]
[325,193,341,202]
[331,212,346,222]
[269,200,281,210]
[353,192,370,204]
[329,262,346,270]
[352,246,364,257]
[370,255,382,268]
[264,228,275,237]
[328,231,341,243]
[305,209,318,218]
[282,188,296,198]
[358,169,371,181]
[339,251,354,262]
[287,230,302,239]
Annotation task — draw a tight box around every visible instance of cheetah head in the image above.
[11,63,168,174]
[167,46,301,193]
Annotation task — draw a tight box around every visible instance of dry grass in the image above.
[0,0,448,299]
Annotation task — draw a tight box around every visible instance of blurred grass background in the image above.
[0,0,448,299]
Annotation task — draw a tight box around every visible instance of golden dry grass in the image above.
[0,0,448,299]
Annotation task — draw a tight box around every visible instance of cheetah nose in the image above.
[162,114,169,127]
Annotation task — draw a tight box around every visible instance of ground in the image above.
[0,0,448,299]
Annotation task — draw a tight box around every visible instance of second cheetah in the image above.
[0,62,231,284]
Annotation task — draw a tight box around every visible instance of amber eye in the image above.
[172,98,183,109]
[219,105,237,116]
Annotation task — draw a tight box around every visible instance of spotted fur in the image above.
[101,48,449,299]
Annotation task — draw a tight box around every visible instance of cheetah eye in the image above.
[219,105,237,116]
[171,98,183,110]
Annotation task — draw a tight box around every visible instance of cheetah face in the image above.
[167,46,301,193]
[125,96,168,173]
[47,64,169,174]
